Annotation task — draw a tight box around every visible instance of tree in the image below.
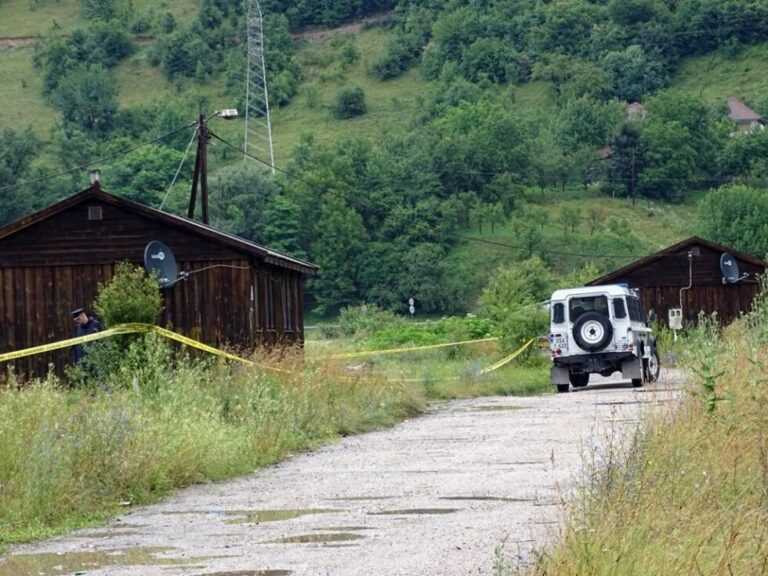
[639,119,697,201]
[0,128,53,225]
[699,185,768,258]
[52,66,119,134]
[104,144,185,206]
[557,97,623,148]
[608,123,645,201]
[80,0,127,21]
[334,86,367,119]
[263,194,306,259]
[479,257,553,351]
[310,193,368,312]
[602,45,668,102]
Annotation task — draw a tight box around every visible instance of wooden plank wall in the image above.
[639,284,759,327]
[0,260,305,380]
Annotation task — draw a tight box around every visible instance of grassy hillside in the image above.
[666,43,768,107]
[447,192,698,305]
[0,0,198,37]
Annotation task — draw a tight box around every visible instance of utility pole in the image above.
[188,113,210,224]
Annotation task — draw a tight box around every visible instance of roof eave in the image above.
[587,236,767,286]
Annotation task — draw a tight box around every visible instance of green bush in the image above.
[95,262,163,327]
[339,304,403,337]
[333,86,367,119]
[479,258,553,353]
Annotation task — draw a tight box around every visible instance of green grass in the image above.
[0,47,57,135]
[0,0,198,37]
[270,28,429,164]
[0,337,425,547]
[665,43,768,106]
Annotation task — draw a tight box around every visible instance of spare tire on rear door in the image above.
[573,312,613,352]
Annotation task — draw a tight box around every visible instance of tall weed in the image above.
[524,304,768,575]
[0,348,423,545]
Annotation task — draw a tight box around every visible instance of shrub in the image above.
[333,86,367,119]
[339,304,403,337]
[95,262,162,327]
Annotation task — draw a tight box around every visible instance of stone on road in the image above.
[0,373,680,576]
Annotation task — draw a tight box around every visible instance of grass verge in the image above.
[0,340,423,548]
[0,333,548,550]
[522,294,768,575]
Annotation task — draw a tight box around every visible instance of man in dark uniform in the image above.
[72,308,102,363]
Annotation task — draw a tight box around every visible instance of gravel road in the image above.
[1,372,681,576]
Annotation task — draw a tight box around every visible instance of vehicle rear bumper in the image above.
[553,352,635,369]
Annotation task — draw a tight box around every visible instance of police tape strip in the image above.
[322,337,500,361]
[0,323,290,374]
[394,338,536,382]
[479,338,535,375]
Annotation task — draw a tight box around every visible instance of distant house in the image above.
[626,102,647,122]
[727,96,765,133]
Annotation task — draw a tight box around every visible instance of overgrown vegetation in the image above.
[523,283,768,575]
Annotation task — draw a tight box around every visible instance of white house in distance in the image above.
[727,96,765,133]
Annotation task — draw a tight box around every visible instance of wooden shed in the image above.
[587,237,766,327]
[0,183,317,377]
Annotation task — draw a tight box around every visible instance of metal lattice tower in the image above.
[244,0,275,173]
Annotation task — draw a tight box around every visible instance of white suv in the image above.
[549,284,660,393]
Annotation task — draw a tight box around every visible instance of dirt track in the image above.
[0,372,681,576]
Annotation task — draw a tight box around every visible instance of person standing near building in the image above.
[72,308,102,363]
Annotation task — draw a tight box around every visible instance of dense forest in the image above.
[3,0,768,314]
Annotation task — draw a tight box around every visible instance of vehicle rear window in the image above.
[569,296,608,323]
[552,303,565,324]
[613,298,627,319]
[628,296,646,322]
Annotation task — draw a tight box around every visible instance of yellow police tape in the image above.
[0,323,290,374]
[394,338,536,383]
[0,326,533,379]
[323,337,500,361]
[479,338,535,375]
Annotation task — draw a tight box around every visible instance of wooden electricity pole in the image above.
[188,113,210,224]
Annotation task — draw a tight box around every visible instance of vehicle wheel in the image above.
[647,349,661,382]
[569,372,589,387]
[631,377,643,388]
[556,384,570,393]
[572,312,613,352]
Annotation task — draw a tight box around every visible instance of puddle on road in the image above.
[266,533,365,545]
[312,526,373,531]
[471,405,526,412]
[225,509,339,525]
[369,508,459,516]
[193,571,292,576]
[71,530,142,539]
[440,496,535,503]
[325,496,396,501]
[0,547,193,576]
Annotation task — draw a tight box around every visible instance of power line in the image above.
[461,236,646,259]
[159,126,199,211]
[0,122,196,195]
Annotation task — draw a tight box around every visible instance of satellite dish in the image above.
[720,252,744,284]
[144,241,179,289]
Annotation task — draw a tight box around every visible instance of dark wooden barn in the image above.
[0,183,317,377]
[587,236,766,327]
